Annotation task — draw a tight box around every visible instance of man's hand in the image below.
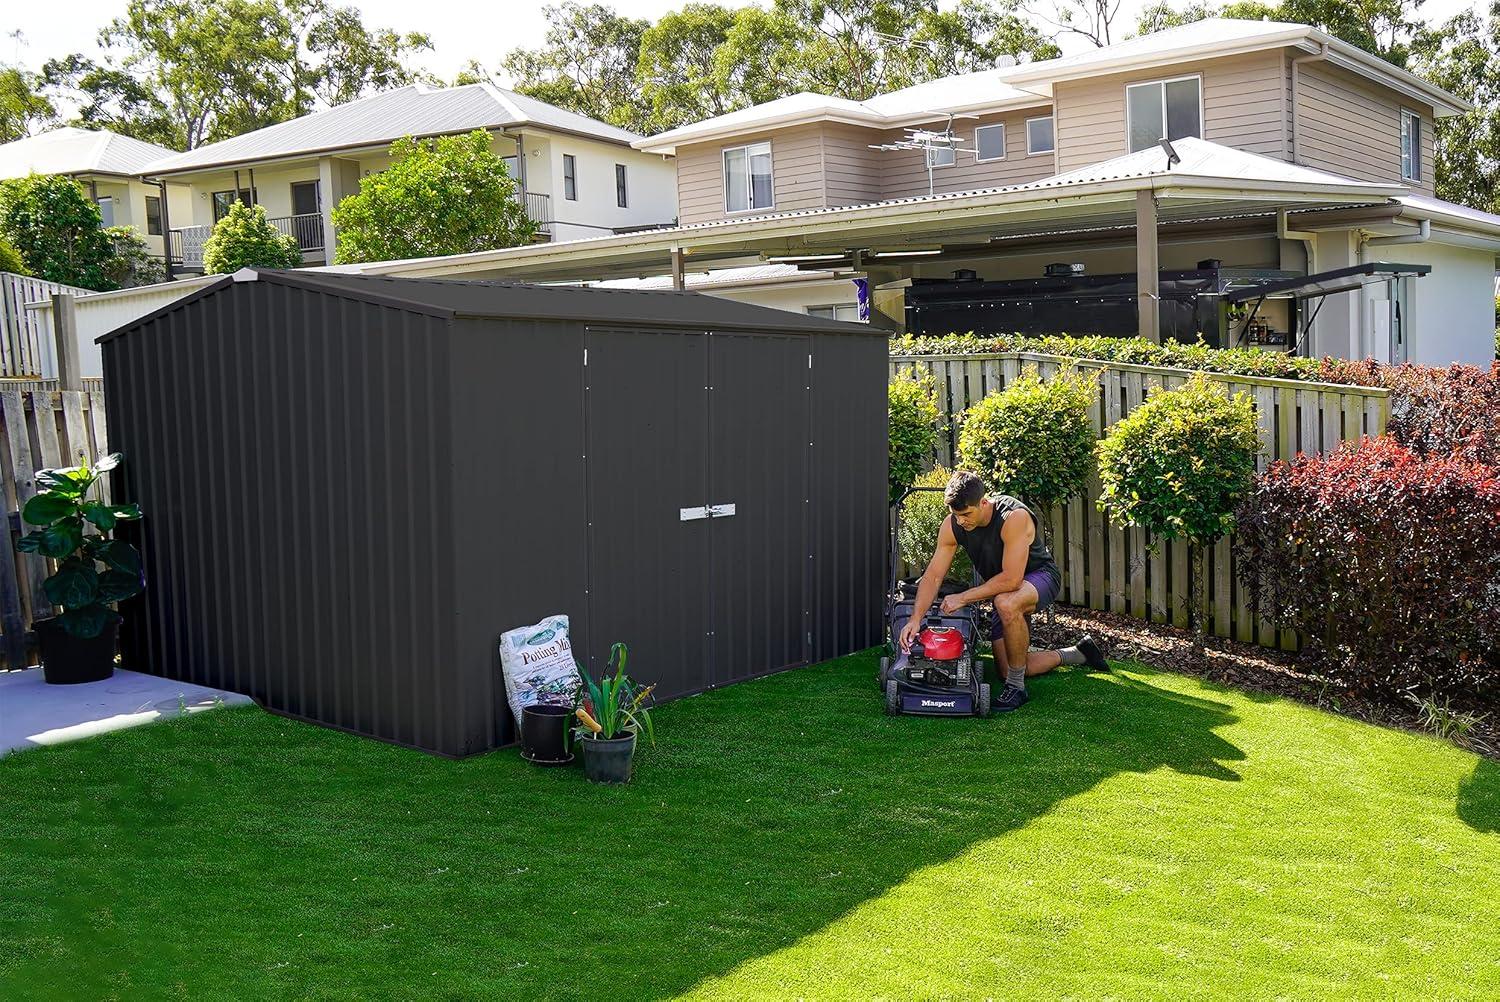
[899,618,920,653]
[940,592,969,615]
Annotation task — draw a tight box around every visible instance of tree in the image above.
[201,202,303,274]
[1128,0,1425,65]
[101,226,166,288]
[0,64,56,142]
[330,130,537,265]
[637,4,743,132]
[294,0,435,109]
[501,2,653,132]
[1411,6,1500,214]
[0,236,27,275]
[0,174,118,290]
[1096,374,1259,657]
[39,54,177,148]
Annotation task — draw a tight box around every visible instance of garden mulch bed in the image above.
[1031,604,1499,759]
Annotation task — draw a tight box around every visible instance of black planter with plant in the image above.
[573,642,655,785]
[19,453,144,684]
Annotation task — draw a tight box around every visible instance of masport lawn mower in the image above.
[878,486,991,718]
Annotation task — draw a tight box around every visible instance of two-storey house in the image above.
[138,83,678,272]
[615,18,1495,365]
[0,127,192,265]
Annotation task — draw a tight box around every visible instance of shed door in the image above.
[583,329,712,700]
[706,332,810,685]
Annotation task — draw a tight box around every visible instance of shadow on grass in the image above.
[1458,757,1500,834]
[0,651,1245,998]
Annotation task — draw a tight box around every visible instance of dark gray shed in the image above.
[99,269,887,757]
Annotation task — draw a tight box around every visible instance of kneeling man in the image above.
[899,471,1106,711]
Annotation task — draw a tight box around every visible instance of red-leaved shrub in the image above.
[1235,436,1500,703]
[1317,359,1500,465]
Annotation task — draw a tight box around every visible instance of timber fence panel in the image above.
[890,351,1389,652]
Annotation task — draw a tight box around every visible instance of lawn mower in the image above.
[878,486,991,717]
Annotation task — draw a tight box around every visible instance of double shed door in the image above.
[583,328,811,700]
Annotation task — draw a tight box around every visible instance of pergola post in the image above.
[1136,189,1161,343]
[669,246,685,291]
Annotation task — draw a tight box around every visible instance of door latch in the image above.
[707,503,737,518]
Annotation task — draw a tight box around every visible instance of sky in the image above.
[6,0,1486,90]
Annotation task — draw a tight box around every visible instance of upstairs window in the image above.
[975,124,1007,162]
[211,188,256,222]
[1401,110,1421,182]
[724,142,773,212]
[1026,116,1055,155]
[145,195,162,235]
[563,154,577,201]
[615,163,628,207]
[1126,76,1202,153]
[926,144,956,168]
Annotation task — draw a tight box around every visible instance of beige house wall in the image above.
[1295,61,1436,193]
[875,107,1058,200]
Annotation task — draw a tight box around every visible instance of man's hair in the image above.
[945,471,986,510]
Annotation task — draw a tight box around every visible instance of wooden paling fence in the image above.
[0,385,110,667]
[0,272,92,377]
[890,351,1390,651]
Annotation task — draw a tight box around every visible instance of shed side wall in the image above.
[103,282,465,755]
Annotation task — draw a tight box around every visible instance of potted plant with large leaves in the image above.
[572,643,655,784]
[20,453,144,684]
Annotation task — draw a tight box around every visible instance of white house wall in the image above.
[1383,239,1498,367]
[530,133,677,240]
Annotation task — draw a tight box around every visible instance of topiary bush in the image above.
[1096,373,1260,655]
[888,368,942,503]
[897,467,974,584]
[1234,437,1500,703]
[202,201,303,274]
[956,365,1096,515]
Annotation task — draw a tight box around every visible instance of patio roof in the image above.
[318,139,1403,284]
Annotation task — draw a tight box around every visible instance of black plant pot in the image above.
[36,617,118,685]
[580,732,636,784]
[520,704,573,765]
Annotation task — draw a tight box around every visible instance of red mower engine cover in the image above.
[917,626,964,661]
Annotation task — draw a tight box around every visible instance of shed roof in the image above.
[98,269,876,343]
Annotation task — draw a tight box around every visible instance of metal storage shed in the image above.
[98,269,888,757]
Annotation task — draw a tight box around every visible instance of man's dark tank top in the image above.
[949,494,1058,582]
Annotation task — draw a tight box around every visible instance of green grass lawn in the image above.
[3,651,1497,999]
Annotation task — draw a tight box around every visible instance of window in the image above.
[974,124,1006,162]
[615,163,628,207]
[1401,110,1421,182]
[926,144,955,168]
[1125,76,1201,153]
[144,195,162,235]
[563,155,577,201]
[95,196,114,228]
[723,142,773,213]
[1026,116,1055,156]
[211,188,256,222]
[807,304,863,323]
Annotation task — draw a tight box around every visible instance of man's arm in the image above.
[900,516,958,651]
[949,509,1033,609]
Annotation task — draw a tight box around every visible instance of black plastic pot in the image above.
[580,731,636,784]
[520,704,573,765]
[36,617,118,685]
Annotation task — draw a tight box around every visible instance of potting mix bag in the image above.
[498,614,583,725]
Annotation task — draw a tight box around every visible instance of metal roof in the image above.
[0,127,180,180]
[140,84,643,176]
[98,269,876,342]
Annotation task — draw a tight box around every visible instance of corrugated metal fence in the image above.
[890,351,1390,650]
[0,385,111,667]
[1,272,92,377]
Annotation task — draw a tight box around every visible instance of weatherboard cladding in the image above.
[102,273,885,757]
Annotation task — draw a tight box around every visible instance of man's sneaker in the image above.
[1077,635,1111,673]
[994,684,1030,713]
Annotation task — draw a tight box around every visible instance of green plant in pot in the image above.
[20,453,144,684]
[573,642,654,784]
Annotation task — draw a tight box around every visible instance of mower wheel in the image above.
[877,656,890,689]
[885,680,901,716]
[978,683,992,717]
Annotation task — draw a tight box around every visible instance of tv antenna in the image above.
[869,113,979,195]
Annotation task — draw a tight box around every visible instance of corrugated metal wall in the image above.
[104,280,887,757]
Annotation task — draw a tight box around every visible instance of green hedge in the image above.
[889,333,1326,381]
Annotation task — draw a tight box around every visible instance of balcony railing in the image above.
[171,192,549,269]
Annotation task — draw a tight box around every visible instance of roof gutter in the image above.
[1360,218,1431,267]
